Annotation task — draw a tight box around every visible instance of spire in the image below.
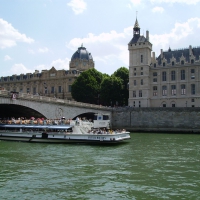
[134,18,140,29]
[133,16,140,36]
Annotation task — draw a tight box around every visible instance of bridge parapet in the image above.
[0,90,111,110]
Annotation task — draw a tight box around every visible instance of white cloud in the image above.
[130,0,142,6]
[150,0,200,5]
[38,47,49,53]
[50,58,70,70]
[150,17,200,55]
[4,55,11,61]
[67,0,87,15]
[152,6,164,13]
[10,64,33,75]
[0,18,34,49]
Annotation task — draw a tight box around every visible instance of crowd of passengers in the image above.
[0,117,72,125]
[88,128,126,134]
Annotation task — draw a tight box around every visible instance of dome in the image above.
[71,46,93,61]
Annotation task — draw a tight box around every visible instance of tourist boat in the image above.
[0,114,130,144]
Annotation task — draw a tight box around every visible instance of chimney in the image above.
[152,52,155,60]
[146,30,149,41]
[189,45,192,56]
[161,49,163,59]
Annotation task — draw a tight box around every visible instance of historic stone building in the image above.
[128,18,200,107]
[0,45,94,100]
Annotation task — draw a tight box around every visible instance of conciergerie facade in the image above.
[0,45,94,100]
[128,18,200,108]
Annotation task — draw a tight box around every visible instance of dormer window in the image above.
[191,59,194,64]
[181,60,184,65]
[163,62,165,67]
[172,61,174,66]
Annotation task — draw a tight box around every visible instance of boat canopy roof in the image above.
[0,124,72,130]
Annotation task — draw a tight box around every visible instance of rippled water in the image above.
[0,133,200,200]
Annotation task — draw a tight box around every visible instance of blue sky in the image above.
[1,0,200,76]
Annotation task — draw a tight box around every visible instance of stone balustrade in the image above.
[0,90,111,110]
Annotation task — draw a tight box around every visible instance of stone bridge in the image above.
[0,90,112,120]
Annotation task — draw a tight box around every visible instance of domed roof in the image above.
[71,45,93,60]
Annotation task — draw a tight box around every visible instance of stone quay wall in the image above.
[111,107,200,133]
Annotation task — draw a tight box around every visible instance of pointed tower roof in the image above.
[134,18,140,29]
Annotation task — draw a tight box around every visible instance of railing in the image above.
[0,90,111,110]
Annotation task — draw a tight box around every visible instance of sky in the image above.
[0,0,200,77]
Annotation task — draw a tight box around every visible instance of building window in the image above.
[162,86,167,96]
[181,84,186,95]
[134,73,136,76]
[154,63,156,68]
[163,104,166,107]
[153,78,157,82]
[58,86,62,93]
[191,69,195,73]
[181,70,185,80]
[171,71,176,81]
[191,59,194,64]
[191,84,195,95]
[141,72,143,75]
[134,68,136,71]
[163,62,165,67]
[27,88,30,93]
[153,86,157,96]
[153,72,157,76]
[141,79,143,85]
[68,85,72,92]
[172,61,174,66]
[139,101,141,107]
[139,90,142,97]
[133,91,136,97]
[51,86,54,93]
[141,55,143,63]
[172,104,176,107]
[162,71,167,81]
[181,60,184,65]
[191,99,195,102]
[141,67,143,70]
[134,80,136,86]
[133,101,135,107]
[44,87,48,94]
[33,87,36,94]
[171,85,176,95]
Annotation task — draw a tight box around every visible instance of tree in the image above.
[112,67,129,106]
[71,68,103,104]
[100,76,123,106]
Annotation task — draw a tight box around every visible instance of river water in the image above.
[0,133,200,200]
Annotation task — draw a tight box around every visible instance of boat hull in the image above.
[0,132,130,144]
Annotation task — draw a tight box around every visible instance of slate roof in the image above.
[129,35,148,45]
[157,47,200,65]
[71,46,93,61]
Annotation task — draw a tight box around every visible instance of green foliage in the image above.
[71,68,103,104]
[71,67,129,106]
[112,67,129,105]
[100,76,123,106]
